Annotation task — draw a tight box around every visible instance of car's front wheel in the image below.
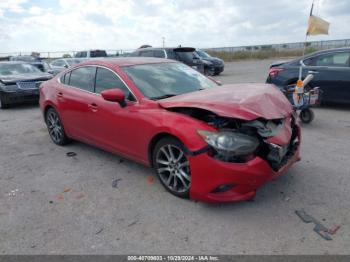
[45,107,70,145]
[153,137,191,198]
[0,95,9,109]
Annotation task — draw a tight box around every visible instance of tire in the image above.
[45,108,70,145]
[300,108,314,124]
[204,67,209,76]
[0,95,9,109]
[152,137,191,199]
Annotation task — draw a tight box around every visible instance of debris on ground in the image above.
[146,176,155,184]
[66,152,77,157]
[27,153,44,157]
[95,228,104,235]
[284,197,291,202]
[112,178,122,188]
[63,187,72,193]
[8,189,19,197]
[49,201,54,204]
[295,209,340,241]
[328,225,341,235]
[75,192,86,200]
[56,194,64,201]
[127,220,139,227]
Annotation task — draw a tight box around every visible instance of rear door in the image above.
[303,51,350,103]
[57,66,97,141]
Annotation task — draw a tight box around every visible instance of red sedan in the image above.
[39,58,301,203]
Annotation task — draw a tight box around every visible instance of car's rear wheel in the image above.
[153,137,191,198]
[45,108,70,145]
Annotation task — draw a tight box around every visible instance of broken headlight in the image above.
[197,130,259,158]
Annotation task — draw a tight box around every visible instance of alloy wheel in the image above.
[46,109,65,144]
[155,144,191,194]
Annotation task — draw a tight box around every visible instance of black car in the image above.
[0,62,53,109]
[9,55,53,74]
[194,49,225,75]
[267,48,350,104]
[130,47,205,74]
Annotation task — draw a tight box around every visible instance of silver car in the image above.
[50,58,84,75]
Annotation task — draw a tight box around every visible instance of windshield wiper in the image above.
[150,94,178,100]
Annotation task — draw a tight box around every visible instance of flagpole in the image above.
[303,0,315,56]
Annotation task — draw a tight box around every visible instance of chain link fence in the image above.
[1,39,350,61]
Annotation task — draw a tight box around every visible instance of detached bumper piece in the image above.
[259,119,300,171]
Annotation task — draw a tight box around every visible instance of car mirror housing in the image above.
[101,88,126,107]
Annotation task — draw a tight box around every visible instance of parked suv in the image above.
[74,50,107,58]
[131,47,205,74]
[194,49,225,75]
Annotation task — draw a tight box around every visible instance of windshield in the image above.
[123,62,217,100]
[0,63,42,76]
[196,50,211,58]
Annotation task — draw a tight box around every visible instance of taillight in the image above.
[268,67,283,78]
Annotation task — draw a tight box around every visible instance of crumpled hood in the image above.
[0,73,52,85]
[159,84,293,120]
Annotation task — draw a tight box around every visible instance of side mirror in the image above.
[101,88,126,107]
[64,64,68,68]
[47,69,54,74]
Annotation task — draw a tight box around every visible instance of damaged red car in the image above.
[39,58,301,203]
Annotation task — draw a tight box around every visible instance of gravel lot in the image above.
[0,59,349,255]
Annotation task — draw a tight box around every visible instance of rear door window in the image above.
[90,50,107,57]
[305,52,350,67]
[68,66,96,92]
[153,50,166,58]
[175,52,194,64]
[139,50,154,57]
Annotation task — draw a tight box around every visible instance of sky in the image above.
[0,0,349,54]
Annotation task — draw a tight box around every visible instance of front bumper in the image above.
[214,65,224,74]
[0,88,39,105]
[188,126,301,203]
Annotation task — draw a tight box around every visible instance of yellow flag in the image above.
[307,15,330,35]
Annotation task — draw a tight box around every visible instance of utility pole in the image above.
[162,37,165,48]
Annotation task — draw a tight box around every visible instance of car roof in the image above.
[136,47,196,52]
[76,57,176,67]
[304,47,350,58]
[0,61,31,65]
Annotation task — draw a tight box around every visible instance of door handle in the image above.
[88,103,98,112]
[57,92,63,97]
[308,70,319,74]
